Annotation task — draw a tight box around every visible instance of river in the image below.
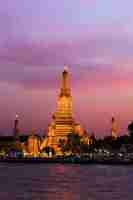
[0,163,133,200]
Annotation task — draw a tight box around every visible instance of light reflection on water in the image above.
[0,163,133,200]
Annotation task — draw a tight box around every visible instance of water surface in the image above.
[0,163,133,200]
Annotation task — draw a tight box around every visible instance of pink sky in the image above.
[0,0,133,136]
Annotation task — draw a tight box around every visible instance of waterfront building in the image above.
[80,132,92,145]
[41,66,89,152]
[74,123,85,137]
[25,132,41,157]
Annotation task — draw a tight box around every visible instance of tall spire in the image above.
[64,64,68,72]
[60,65,71,97]
[111,116,117,138]
[43,66,81,151]
[14,114,19,140]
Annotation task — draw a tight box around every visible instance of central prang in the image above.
[40,65,87,153]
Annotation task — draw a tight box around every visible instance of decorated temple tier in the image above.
[40,66,86,152]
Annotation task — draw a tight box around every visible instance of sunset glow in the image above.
[0,0,133,136]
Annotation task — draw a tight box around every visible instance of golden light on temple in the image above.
[40,65,87,152]
[111,117,118,138]
[26,132,41,157]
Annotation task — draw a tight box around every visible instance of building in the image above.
[74,123,85,137]
[111,117,118,138]
[13,114,19,140]
[24,132,41,157]
[13,114,23,150]
[41,66,86,151]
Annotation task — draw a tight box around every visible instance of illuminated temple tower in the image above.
[53,65,73,139]
[41,66,79,150]
[111,117,118,138]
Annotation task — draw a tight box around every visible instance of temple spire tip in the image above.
[15,114,19,119]
[64,64,69,72]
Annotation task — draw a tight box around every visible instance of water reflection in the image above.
[0,164,133,200]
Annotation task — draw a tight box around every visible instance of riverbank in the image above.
[1,156,133,165]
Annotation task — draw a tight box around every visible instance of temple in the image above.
[40,66,84,151]
[111,117,118,138]
[13,114,19,140]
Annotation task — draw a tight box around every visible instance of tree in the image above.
[80,143,89,154]
[59,133,81,154]
[68,133,81,154]
[128,121,133,137]
[41,146,55,156]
